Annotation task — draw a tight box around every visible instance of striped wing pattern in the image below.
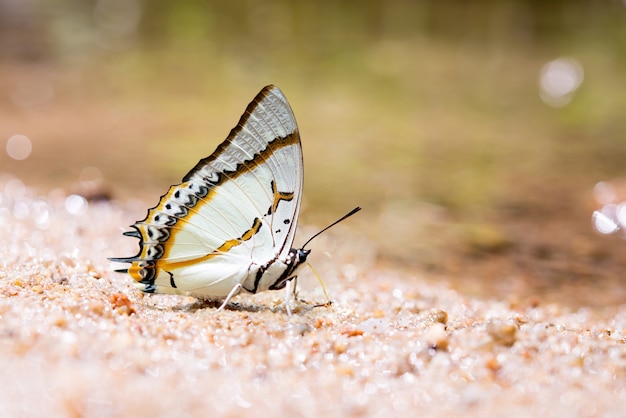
[111,85,304,299]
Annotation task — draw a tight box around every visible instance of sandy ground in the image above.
[2,178,626,418]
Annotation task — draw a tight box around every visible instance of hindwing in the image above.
[111,85,303,298]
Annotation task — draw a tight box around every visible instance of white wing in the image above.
[111,85,303,299]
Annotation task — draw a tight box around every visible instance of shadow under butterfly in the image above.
[110,85,360,314]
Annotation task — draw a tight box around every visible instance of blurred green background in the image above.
[1,0,626,305]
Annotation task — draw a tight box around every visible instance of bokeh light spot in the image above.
[5,179,26,199]
[33,200,51,229]
[6,135,33,161]
[12,201,30,220]
[539,58,584,107]
[65,194,88,215]
[616,202,626,228]
[592,209,619,235]
[593,182,616,205]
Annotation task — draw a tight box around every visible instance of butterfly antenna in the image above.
[301,207,361,249]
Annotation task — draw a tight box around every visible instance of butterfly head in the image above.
[267,207,361,292]
[293,248,311,268]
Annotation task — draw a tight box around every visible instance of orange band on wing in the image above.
[158,217,263,271]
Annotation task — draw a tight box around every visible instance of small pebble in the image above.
[487,319,518,347]
[424,323,449,350]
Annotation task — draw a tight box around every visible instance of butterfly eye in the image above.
[297,249,311,263]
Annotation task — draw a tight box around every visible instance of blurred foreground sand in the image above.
[1,180,626,417]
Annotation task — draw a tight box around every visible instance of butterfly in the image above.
[110,85,360,311]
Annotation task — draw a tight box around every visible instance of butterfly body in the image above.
[111,85,309,301]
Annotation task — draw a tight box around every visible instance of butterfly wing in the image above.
[111,85,303,298]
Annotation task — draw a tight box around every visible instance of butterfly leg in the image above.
[292,276,299,301]
[284,279,296,316]
[285,277,304,316]
[216,283,243,312]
